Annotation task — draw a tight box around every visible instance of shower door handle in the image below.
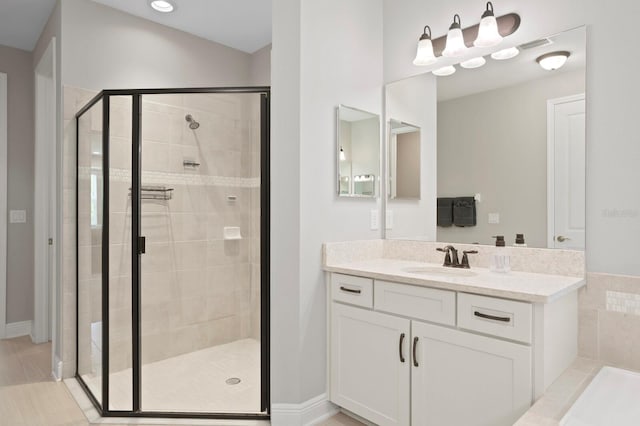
[138,236,146,254]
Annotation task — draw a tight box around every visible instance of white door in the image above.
[330,303,410,426]
[411,321,532,426]
[548,95,586,249]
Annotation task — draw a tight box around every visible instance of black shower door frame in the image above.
[75,87,270,420]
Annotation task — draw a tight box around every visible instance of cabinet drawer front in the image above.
[332,273,374,308]
[457,293,532,344]
[374,280,456,326]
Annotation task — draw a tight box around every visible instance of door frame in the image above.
[33,38,57,346]
[0,72,7,339]
[546,93,585,249]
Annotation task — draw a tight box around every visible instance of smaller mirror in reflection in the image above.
[337,105,380,198]
[388,120,421,200]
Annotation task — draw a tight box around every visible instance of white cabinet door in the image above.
[331,302,410,426]
[412,321,532,426]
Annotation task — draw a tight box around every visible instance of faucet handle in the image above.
[461,250,478,269]
[436,247,452,266]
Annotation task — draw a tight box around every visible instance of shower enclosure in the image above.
[75,87,270,419]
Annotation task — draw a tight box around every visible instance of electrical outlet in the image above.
[386,210,394,229]
[9,210,27,224]
[370,210,379,230]
[488,213,500,224]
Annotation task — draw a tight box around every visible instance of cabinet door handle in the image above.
[399,333,406,363]
[474,311,511,322]
[339,286,361,294]
[412,337,419,367]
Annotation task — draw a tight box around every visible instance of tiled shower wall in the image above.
[578,272,640,372]
[65,87,262,378]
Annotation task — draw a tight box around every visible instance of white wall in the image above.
[383,0,640,276]
[60,0,253,90]
[385,73,437,240]
[271,0,384,405]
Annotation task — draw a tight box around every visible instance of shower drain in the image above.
[226,377,241,385]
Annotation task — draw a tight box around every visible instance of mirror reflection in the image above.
[385,26,586,249]
[337,105,380,198]
[388,120,421,200]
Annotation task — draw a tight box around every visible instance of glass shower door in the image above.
[137,91,266,414]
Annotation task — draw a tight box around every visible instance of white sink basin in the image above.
[403,266,478,277]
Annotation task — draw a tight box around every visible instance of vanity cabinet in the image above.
[411,321,531,426]
[328,272,577,426]
[330,303,410,426]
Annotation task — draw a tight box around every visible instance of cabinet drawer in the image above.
[332,273,373,308]
[457,293,532,344]
[374,280,456,326]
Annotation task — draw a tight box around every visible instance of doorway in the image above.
[547,94,586,250]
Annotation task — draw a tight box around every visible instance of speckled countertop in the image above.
[324,258,585,303]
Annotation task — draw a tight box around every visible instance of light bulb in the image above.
[150,0,174,13]
[442,14,468,58]
[474,2,503,48]
[413,26,437,66]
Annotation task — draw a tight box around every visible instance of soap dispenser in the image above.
[514,233,527,247]
[490,235,511,273]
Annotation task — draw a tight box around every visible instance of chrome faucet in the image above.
[436,246,478,269]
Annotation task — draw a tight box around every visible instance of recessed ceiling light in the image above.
[536,51,570,71]
[150,0,175,13]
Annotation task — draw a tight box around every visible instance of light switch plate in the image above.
[370,210,379,230]
[10,210,27,224]
[488,213,500,224]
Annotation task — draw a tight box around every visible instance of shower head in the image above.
[185,114,200,130]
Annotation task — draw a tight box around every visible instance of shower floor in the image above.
[82,338,262,414]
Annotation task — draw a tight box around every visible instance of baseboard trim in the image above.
[52,355,63,381]
[271,393,338,426]
[5,320,32,339]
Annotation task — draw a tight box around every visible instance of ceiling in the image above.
[0,0,271,54]
[0,0,57,51]
[437,26,586,102]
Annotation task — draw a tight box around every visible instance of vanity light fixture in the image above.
[413,26,438,66]
[536,51,570,71]
[491,46,519,60]
[340,147,346,161]
[473,2,503,48]
[432,65,456,77]
[150,0,175,13]
[460,56,486,69]
[442,14,468,58]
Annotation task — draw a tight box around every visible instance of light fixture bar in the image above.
[431,12,520,57]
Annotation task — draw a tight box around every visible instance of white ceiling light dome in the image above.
[433,65,456,77]
[536,51,570,71]
[491,46,519,60]
[460,56,486,69]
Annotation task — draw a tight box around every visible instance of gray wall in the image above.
[0,44,34,323]
[251,44,272,86]
[396,131,420,198]
[437,70,585,247]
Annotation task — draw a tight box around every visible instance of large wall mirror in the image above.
[385,26,586,249]
[337,105,381,198]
